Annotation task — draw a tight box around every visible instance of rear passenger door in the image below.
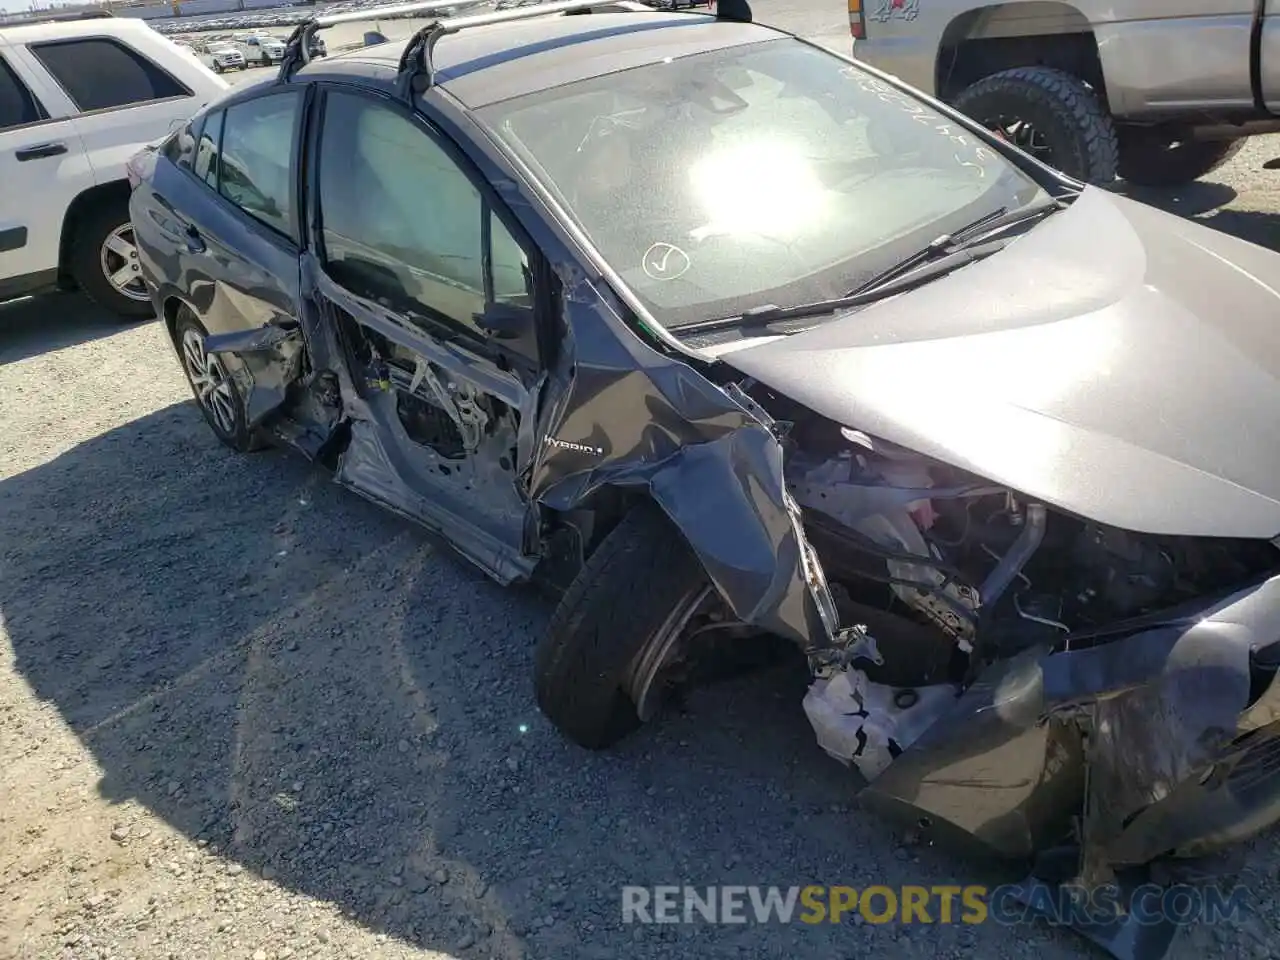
[308,87,547,582]
[155,89,308,426]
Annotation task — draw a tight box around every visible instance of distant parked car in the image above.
[194,41,247,73]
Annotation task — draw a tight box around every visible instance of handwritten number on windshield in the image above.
[847,72,997,173]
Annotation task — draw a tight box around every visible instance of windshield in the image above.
[477,38,1045,329]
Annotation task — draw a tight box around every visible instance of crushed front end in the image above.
[744,384,1280,958]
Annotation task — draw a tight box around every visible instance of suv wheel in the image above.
[950,66,1119,185]
[1117,131,1243,187]
[174,307,267,454]
[69,201,153,319]
[534,501,719,750]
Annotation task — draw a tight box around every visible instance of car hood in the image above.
[721,187,1280,539]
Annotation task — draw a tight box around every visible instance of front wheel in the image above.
[534,501,718,750]
[950,66,1119,185]
[69,201,153,319]
[1117,131,1243,187]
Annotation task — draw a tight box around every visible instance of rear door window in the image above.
[0,53,45,130]
[216,92,302,240]
[28,37,190,112]
[162,118,199,169]
[193,109,223,187]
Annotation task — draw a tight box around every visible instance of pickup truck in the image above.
[851,1,1280,186]
[235,33,286,65]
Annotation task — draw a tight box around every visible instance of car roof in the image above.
[0,15,154,44]
[301,11,783,108]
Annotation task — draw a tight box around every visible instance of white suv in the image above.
[0,10,228,318]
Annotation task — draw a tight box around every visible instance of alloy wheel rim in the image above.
[626,585,720,722]
[99,224,150,302]
[983,115,1055,165]
[181,327,238,435]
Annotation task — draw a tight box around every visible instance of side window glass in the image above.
[491,210,532,306]
[29,38,189,113]
[318,92,534,341]
[218,92,301,240]
[0,54,46,130]
[193,109,223,188]
[163,118,198,169]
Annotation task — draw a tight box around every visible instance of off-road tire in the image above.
[950,66,1119,185]
[534,500,708,750]
[173,307,268,454]
[68,200,153,320]
[1117,133,1243,187]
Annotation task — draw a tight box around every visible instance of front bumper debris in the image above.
[813,573,1280,960]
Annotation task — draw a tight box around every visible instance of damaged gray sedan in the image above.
[128,1,1280,954]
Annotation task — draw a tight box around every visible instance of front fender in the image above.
[528,281,844,654]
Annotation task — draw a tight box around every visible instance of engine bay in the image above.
[760,390,1280,778]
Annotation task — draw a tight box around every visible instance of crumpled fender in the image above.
[524,269,844,654]
[204,323,306,428]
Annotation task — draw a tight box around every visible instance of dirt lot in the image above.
[5,8,1280,960]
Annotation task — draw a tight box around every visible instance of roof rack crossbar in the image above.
[317,0,467,28]
[396,0,746,94]
[279,0,464,80]
[280,0,751,85]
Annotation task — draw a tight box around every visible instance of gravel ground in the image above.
[5,6,1280,960]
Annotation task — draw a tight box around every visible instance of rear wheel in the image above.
[534,501,719,750]
[69,200,153,319]
[1117,131,1243,186]
[950,66,1119,185]
[174,307,267,454]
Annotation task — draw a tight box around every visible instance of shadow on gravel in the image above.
[0,292,152,365]
[1117,179,1280,252]
[2,401,1006,959]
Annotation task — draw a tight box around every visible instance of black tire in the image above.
[1117,132,1243,187]
[173,307,267,454]
[535,501,709,750]
[213,62,223,73]
[68,199,154,320]
[950,66,1119,185]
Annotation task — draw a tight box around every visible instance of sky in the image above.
[1,1,70,15]
[0,0,127,16]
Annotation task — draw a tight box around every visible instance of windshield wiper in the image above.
[847,197,1067,297]
[673,237,1010,337]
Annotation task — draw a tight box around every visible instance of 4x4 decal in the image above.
[869,0,920,22]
